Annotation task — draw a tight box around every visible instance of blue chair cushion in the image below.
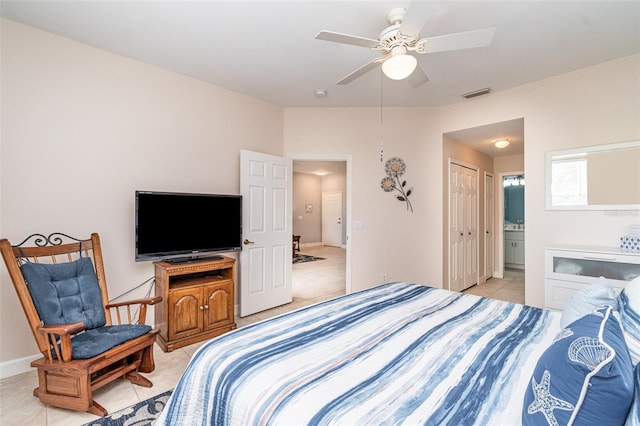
[69,324,152,359]
[21,257,106,329]
[21,257,153,359]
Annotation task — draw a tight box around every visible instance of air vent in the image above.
[461,87,492,99]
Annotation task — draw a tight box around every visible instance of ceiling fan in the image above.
[315,2,496,87]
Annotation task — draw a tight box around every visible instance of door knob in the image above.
[243,239,254,245]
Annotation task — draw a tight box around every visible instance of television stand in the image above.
[167,255,224,264]
[154,256,236,352]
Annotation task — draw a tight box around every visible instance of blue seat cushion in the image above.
[21,257,106,329]
[69,324,152,359]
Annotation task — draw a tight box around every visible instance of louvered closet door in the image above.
[449,162,479,291]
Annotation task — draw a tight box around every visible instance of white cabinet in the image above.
[504,231,525,269]
[544,246,640,310]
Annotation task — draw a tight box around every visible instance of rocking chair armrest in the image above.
[105,296,162,309]
[37,322,86,336]
[36,322,85,362]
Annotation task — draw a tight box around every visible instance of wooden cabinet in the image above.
[544,246,640,310]
[154,257,236,352]
[504,231,524,269]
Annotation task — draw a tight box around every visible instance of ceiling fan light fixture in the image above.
[381,48,417,80]
[494,139,510,149]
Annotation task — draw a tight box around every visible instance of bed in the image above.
[156,281,638,425]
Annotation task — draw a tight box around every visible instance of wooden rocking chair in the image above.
[0,232,161,416]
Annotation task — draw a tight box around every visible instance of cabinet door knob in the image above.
[204,305,209,310]
[199,306,204,311]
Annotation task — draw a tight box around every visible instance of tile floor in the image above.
[0,249,524,426]
[462,268,526,304]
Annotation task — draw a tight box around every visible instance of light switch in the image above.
[354,220,364,230]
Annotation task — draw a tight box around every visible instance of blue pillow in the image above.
[620,277,640,366]
[561,276,618,328]
[523,306,634,426]
[21,257,106,329]
[627,364,640,426]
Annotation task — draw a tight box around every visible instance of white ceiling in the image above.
[1,1,638,156]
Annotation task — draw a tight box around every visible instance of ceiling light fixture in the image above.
[381,46,417,80]
[494,139,510,149]
[315,89,327,98]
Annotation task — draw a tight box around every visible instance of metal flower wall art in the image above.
[380,157,413,212]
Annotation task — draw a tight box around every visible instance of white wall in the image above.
[439,55,640,307]
[0,19,283,372]
[284,107,444,291]
[285,54,640,305]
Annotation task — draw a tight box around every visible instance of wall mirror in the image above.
[545,140,640,210]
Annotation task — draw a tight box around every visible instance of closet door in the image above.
[449,162,479,291]
[485,173,494,281]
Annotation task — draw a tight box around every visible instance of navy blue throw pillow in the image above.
[21,257,106,329]
[523,306,634,426]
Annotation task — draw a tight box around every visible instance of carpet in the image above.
[83,389,172,426]
[293,254,326,264]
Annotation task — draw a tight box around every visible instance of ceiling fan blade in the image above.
[315,31,379,48]
[408,62,429,87]
[336,58,384,85]
[419,27,496,53]
[400,0,434,36]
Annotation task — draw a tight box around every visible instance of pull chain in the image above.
[380,71,384,164]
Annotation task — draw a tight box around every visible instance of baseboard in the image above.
[299,242,322,248]
[0,353,40,379]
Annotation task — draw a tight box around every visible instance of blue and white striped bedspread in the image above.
[157,282,561,425]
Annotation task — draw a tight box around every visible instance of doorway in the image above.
[290,156,352,298]
[502,173,525,271]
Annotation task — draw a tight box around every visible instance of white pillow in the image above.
[561,276,618,328]
[619,276,640,365]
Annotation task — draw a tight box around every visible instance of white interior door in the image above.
[463,165,478,289]
[240,150,292,317]
[450,164,465,292]
[485,173,495,281]
[449,161,479,291]
[322,191,342,247]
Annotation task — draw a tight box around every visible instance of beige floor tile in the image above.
[0,370,45,426]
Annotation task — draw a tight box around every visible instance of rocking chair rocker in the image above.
[0,232,161,416]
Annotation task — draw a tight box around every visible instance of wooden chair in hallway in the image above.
[292,234,301,258]
[0,232,162,417]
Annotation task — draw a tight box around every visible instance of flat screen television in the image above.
[135,191,242,263]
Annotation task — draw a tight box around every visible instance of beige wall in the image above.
[2,17,639,375]
[285,54,640,306]
[0,19,283,371]
[293,173,322,244]
[292,171,347,246]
